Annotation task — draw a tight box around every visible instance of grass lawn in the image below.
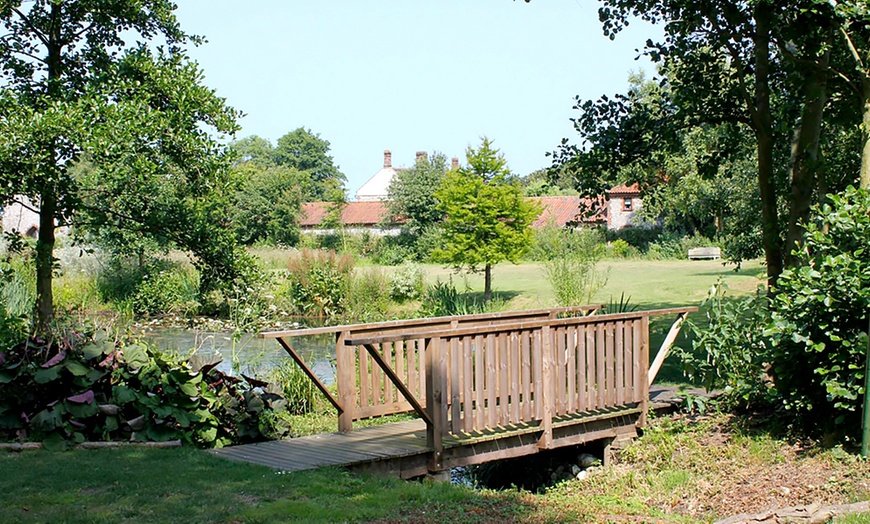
[422,258,765,311]
[2,413,867,523]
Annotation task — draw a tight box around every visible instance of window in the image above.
[622,198,633,212]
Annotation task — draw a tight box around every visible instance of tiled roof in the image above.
[608,183,641,196]
[529,196,607,228]
[300,201,393,227]
[301,196,609,229]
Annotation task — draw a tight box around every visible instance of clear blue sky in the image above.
[173,1,658,199]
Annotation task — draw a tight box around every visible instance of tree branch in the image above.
[12,7,49,48]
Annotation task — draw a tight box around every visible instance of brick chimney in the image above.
[384,149,392,168]
[415,151,428,164]
[451,156,460,170]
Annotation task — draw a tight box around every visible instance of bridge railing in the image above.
[260,304,602,431]
[344,307,696,463]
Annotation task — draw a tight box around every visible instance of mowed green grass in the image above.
[0,447,529,524]
[421,259,765,310]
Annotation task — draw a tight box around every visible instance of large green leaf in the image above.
[64,360,91,377]
[33,366,62,384]
[122,344,150,372]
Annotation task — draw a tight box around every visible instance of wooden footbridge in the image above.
[213,305,696,478]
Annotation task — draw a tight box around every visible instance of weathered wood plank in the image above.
[520,330,531,422]
[566,325,576,414]
[615,321,624,406]
[510,331,520,424]
[486,333,497,429]
[463,336,474,434]
[498,331,509,427]
[605,322,615,407]
[474,335,486,430]
[596,323,606,409]
[586,325,596,410]
[577,325,587,412]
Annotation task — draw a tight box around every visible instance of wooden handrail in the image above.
[259,304,603,339]
[344,307,699,346]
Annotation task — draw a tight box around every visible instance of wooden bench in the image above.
[688,247,721,260]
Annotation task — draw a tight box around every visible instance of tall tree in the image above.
[274,128,346,202]
[434,138,541,302]
[0,1,243,332]
[385,151,448,238]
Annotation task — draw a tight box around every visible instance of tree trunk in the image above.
[34,3,64,334]
[35,189,56,332]
[784,49,830,268]
[753,1,784,288]
[484,264,492,303]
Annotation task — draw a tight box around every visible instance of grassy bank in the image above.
[423,258,765,311]
[1,413,866,523]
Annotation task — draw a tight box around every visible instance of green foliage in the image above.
[131,267,201,317]
[229,164,306,246]
[267,361,318,416]
[345,269,390,322]
[286,249,355,317]
[434,138,542,298]
[769,187,870,437]
[541,228,608,307]
[389,262,425,302]
[385,151,448,238]
[419,279,493,317]
[0,326,289,447]
[677,281,775,410]
[274,128,346,202]
[609,239,634,258]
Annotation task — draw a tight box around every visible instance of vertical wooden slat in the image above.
[406,339,417,398]
[538,326,554,449]
[566,325,576,414]
[486,333,498,429]
[520,330,532,422]
[615,321,625,406]
[632,319,642,404]
[395,340,405,399]
[417,338,426,401]
[532,329,543,421]
[371,344,383,406]
[358,346,370,408]
[450,338,462,434]
[463,336,474,434]
[627,321,634,402]
[474,335,486,430]
[596,323,606,409]
[555,326,567,415]
[498,332,509,426]
[605,323,615,407]
[586,325,596,410]
[384,342,395,404]
[577,325,587,412]
[510,331,520,424]
[336,331,354,432]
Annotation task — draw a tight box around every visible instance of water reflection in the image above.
[142,328,337,385]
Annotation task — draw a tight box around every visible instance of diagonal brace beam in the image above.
[362,343,433,426]
[276,337,343,414]
[648,311,690,386]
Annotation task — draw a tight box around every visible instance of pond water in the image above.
[141,328,338,385]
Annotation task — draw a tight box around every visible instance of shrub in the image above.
[0,325,289,448]
[267,360,318,416]
[345,268,390,322]
[676,280,775,410]
[647,232,719,260]
[769,187,870,438]
[419,279,493,317]
[131,266,200,316]
[541,228,608,307]
[286,249,354,316]
[609,239,634,258]
[389,262,424,302]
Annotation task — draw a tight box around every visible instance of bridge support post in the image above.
[336,331,355,433]
[425,337,445,471]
